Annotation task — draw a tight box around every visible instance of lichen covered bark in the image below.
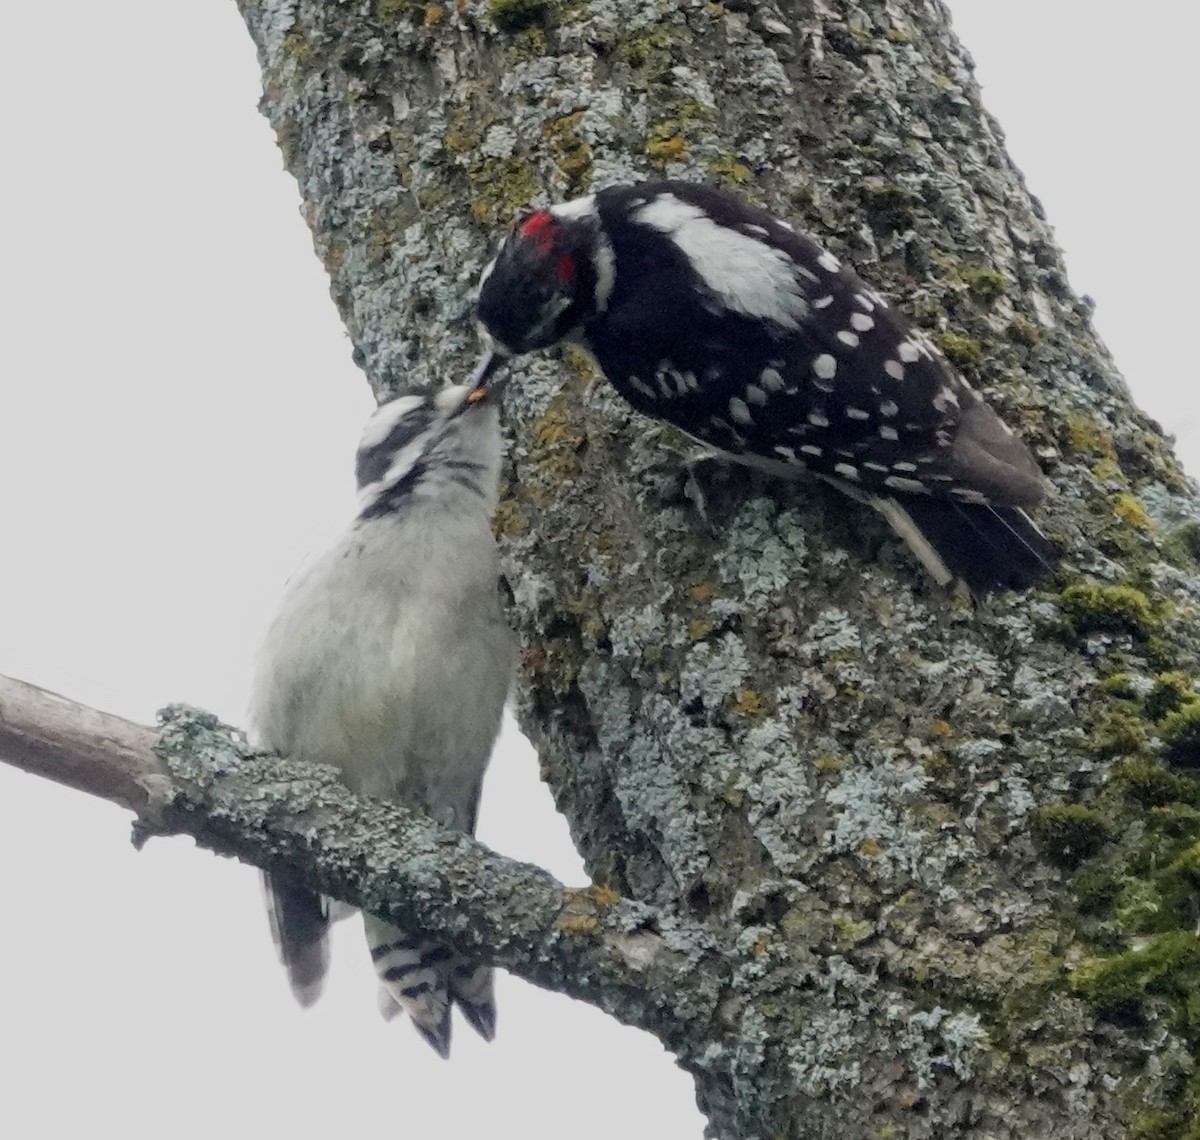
[151,705,725,1053]
[234,0,1200,1135]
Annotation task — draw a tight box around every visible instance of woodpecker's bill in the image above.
[247,379,514,1057]
[473,180,1056,595]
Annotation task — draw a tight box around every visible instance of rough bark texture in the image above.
[232,1,1200,1136]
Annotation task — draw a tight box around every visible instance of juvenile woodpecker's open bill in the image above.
[465,351,510,409]
[472,178,1059,594]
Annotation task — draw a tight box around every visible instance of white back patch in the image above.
[633,194,809,330]
[593,232,616,311]
[551,194,599,221]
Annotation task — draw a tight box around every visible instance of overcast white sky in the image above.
[0,3,1195,1137]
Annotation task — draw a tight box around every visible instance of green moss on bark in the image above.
[1029,805,1111,868]
[1059,582,1160,639]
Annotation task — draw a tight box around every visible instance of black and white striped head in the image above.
[355,382,502,520]
[475,196,615,360]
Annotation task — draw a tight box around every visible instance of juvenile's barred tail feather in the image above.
[449,958,498,1042]
[364,915,495,1058]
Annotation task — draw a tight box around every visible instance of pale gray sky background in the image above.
[0,3,1195,1137]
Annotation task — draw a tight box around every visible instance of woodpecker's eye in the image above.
[521,293,575,349]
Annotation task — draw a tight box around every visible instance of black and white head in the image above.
[473,197,614,373]
[355,382,502,520]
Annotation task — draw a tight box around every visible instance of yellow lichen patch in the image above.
[703,154,752,186]
[1058,581,1160,639]
[532,401,587,485]
[1006,316,1041,346]
[584,884,620,907]
[558,914,599,935]
[831,916,872,947]
[1099,671,1135,697]
[615,25,684,72]
[960,267,1007,302]
[559,344,598,381]
[645,123,688,166]
[365,210,400,264]
[561,885,614,907]
[813,753,847,774]
[920,752,951,779]
[687,617,714,641]
[1090,457,1125,483]
[933,332,984,371]
[1063,411,1117,460]
[319,236,347,275]
[733,688,768,718]
[647,134,687,164]
[932,720,953,737]
[492,498,527,539]
[543,111,593,197]
[444,108,479,154]
[373,0,407,22]
[1110,492,1153,531]
[469,157,537,226]
[280,28,316,64]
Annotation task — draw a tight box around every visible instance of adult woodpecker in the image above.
[472,180,1056,594]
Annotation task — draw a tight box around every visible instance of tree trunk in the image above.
[230,1,1200,1135]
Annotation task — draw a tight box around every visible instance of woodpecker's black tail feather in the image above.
[880,497,1057,596]
[262,872,330,1006]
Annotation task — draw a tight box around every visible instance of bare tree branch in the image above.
[0,674,167,812]
[0,672,726,1055]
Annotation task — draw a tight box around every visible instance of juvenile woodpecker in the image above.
[247,381,515,1057]
[473,180,1056,595]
